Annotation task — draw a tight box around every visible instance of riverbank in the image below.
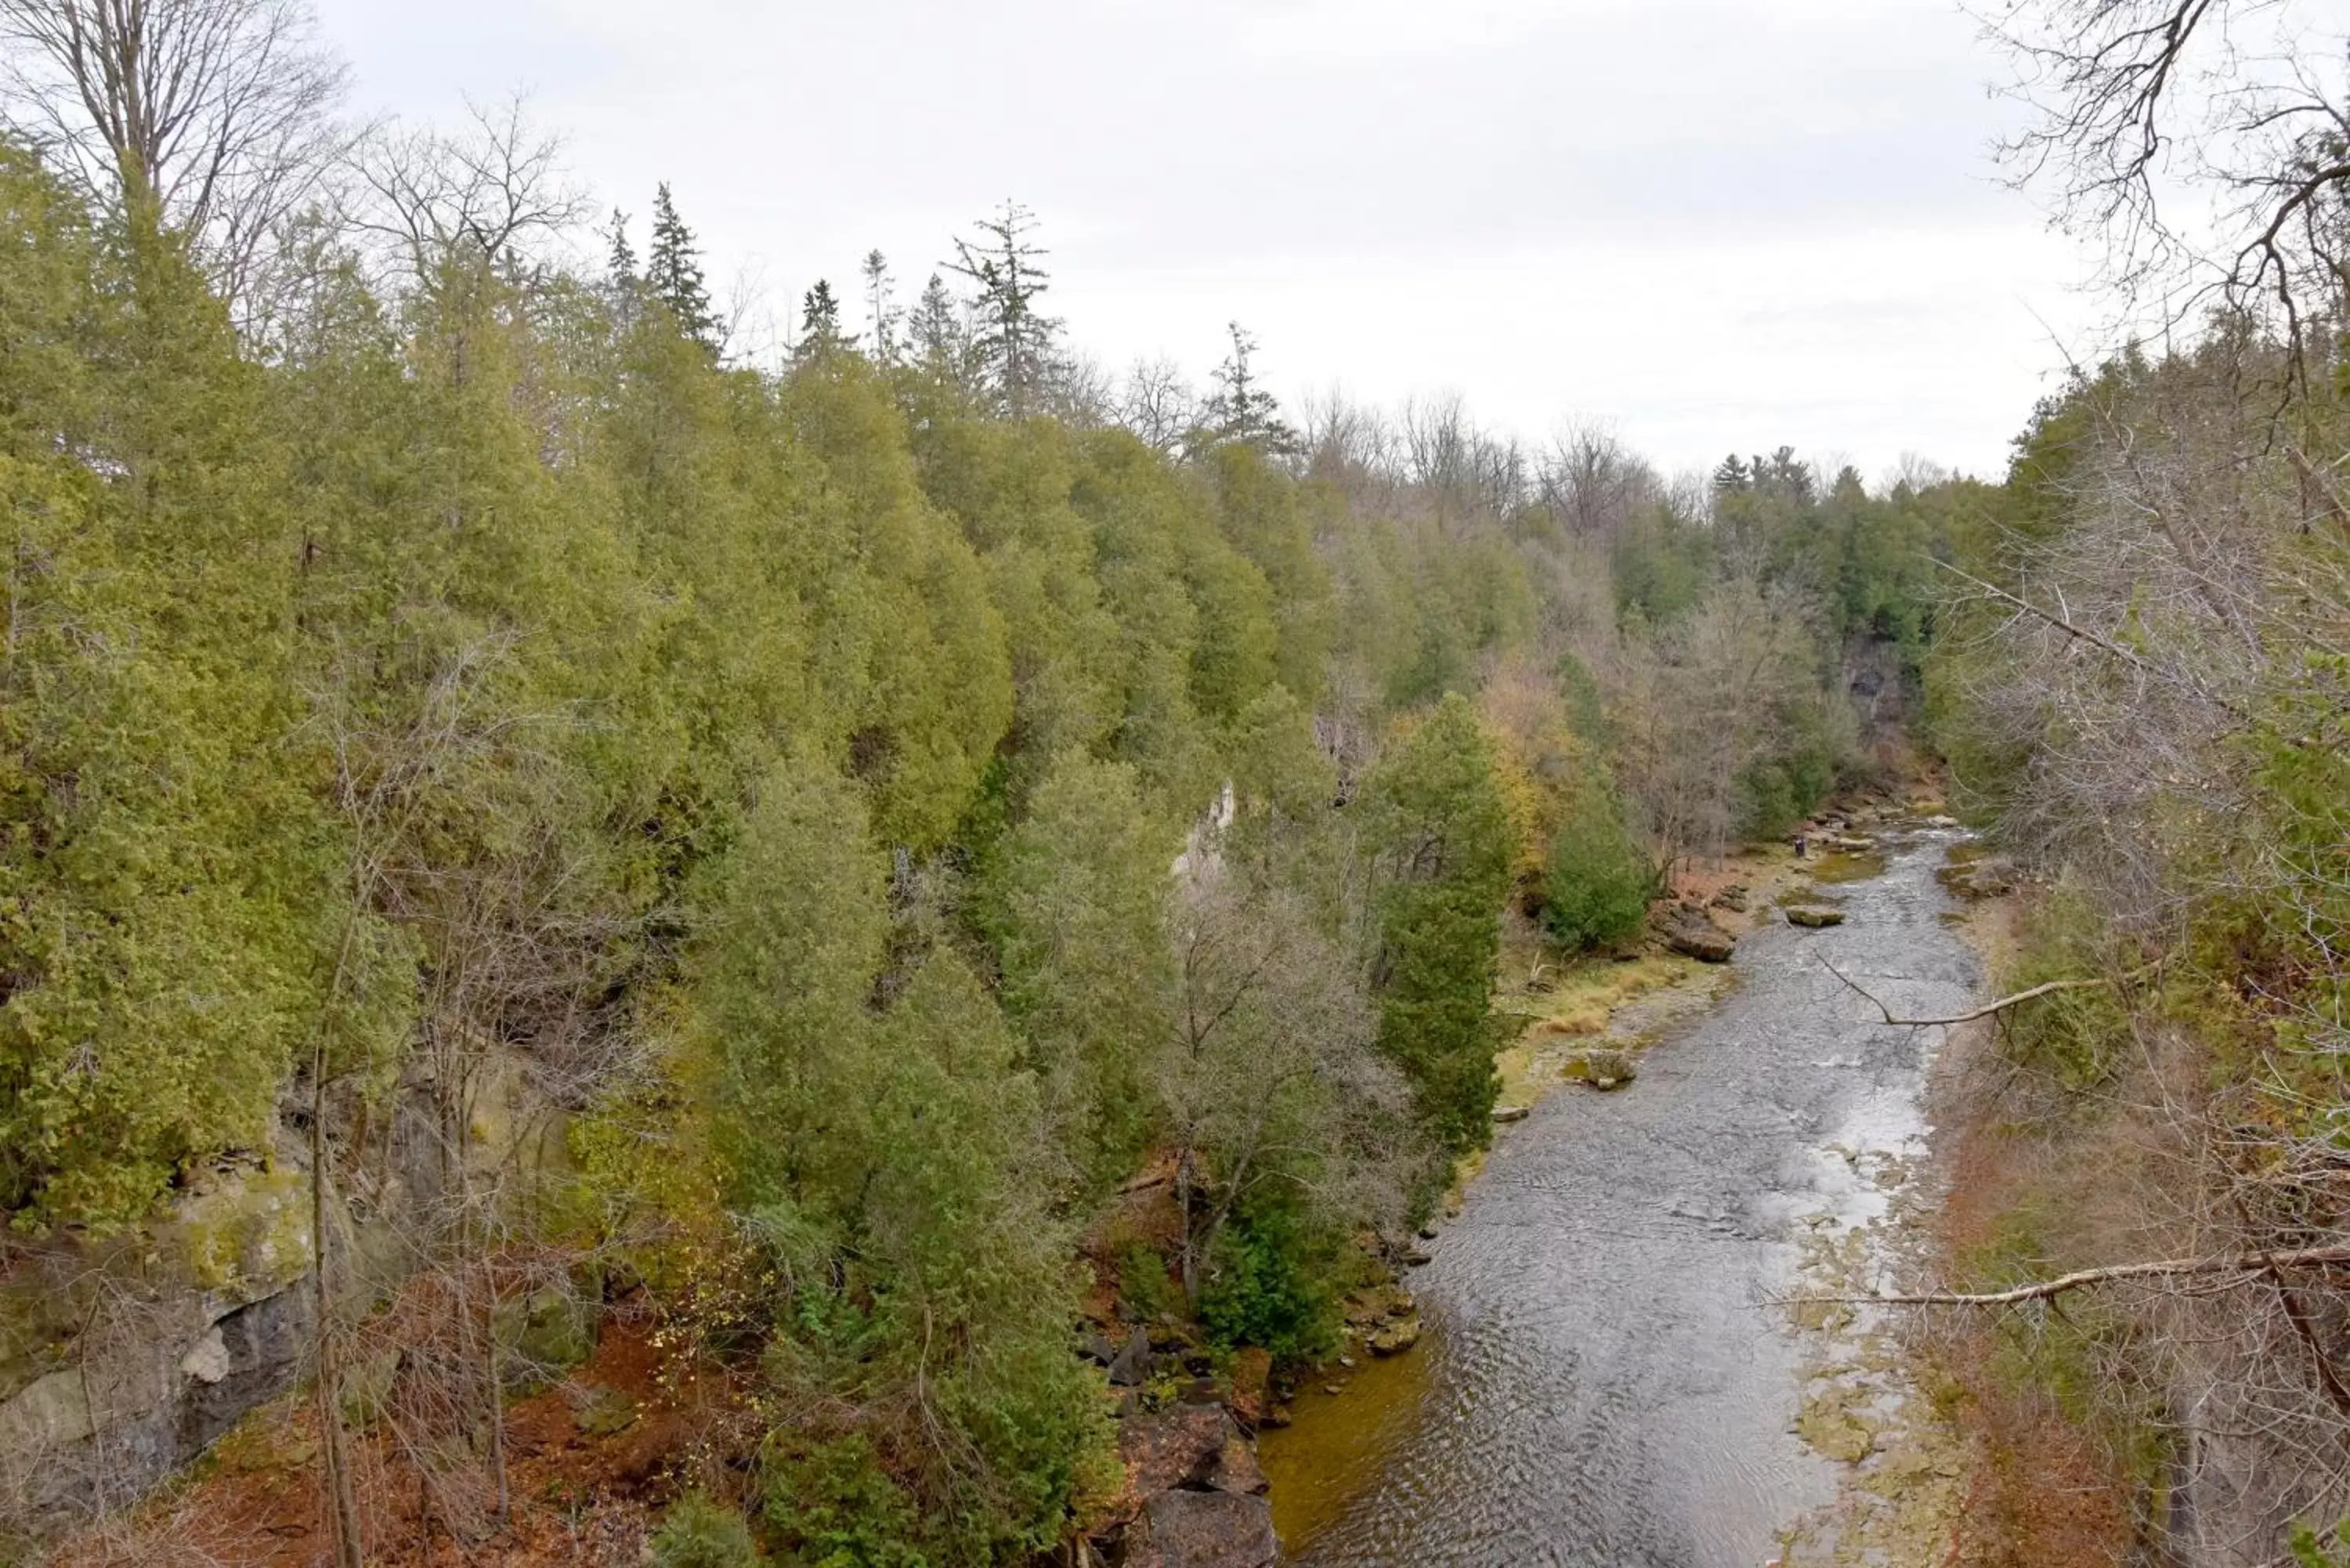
[1261,811,1980,1565]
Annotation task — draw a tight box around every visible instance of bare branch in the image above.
[1791,1245,2350,1307]
[1819,954,2114,1027]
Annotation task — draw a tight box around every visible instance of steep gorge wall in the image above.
[0,1050,582,1545]
[0,1169,315,1533]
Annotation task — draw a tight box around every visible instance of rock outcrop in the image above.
[0,1169,315,1534]
[1120,1405,1265,1497]
[1122,1489,1280,1568]
[1112,1404,1277,1567]
[1658,902,1736,963]
[0,1052,588,1542]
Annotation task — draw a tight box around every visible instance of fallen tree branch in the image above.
[1819,955,2110,1027]
[1787,1246,2350,1308]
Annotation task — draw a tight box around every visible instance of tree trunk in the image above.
[1177,1150,1198,1308]
[313,1060,366,1568]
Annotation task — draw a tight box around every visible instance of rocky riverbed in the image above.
[1261,824,1979,1566]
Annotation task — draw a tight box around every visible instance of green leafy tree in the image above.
[0,155,357,1230]
[1541,779,1654,951]
[981,753,1177,1190]
[1362,694,1515,1157]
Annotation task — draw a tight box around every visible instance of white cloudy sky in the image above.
[316,0,2105,481]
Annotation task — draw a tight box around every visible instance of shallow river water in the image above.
[1261,828,1979,1567]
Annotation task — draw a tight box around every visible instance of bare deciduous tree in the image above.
[1929,331,2350,1552]
[0,0,349,299]
[1605,568,1833,867]
[1162,866,1412,1308]
[1116,355,1199,455]
[1540,421,1661,543]
[1986,0,2350,355]
[341,95,586,291]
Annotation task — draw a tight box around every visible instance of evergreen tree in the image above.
[1541,776,1655,951]
[907,271,970,389]
[646,181,721,348]
[605,207,637,290]
[1364,694,1516,1159]
[1756,445,1813,504]
[860,247,898,365]
[946,201,1061,415]
[1203,321,1300,456]
[981,753,1177,1191]
[797,278,851,360]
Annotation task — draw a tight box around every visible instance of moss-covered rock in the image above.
[1797,1385,1877,1465]
[499,1281,597,1384]
[1561,1049,1636,1089]
[170,1168,313,1303]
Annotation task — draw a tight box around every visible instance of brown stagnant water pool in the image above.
[1260,828,1979,1566]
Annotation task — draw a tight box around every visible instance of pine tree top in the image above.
[945,201,1062,416]
[646,182,721,349]
[1205,321,1300,457]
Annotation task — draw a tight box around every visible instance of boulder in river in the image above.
[1122,1489,1280,1568]
[1783,905,1846,928]
[1941,854,2016,899]
[1562,1048,1636,1089]
[1368,1317,1422,1356]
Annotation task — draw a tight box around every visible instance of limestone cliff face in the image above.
[1840,631,1913,751]
[0,1048,579,1545]
[0,1166,316,1534]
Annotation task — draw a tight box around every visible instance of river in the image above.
[1261,826,1979,1567]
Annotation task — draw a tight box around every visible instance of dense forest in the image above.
[0,47,1964,1567]
[2,0,2346,1563]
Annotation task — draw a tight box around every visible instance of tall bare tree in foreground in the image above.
[0,0,347,299]
[1985,0,2350,353]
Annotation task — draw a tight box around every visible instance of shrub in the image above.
[761,1435,928,1568]
[1198,1199,1342,1364]
[1541,786,1654,952]
[1998,887,2135,1093]
[652,1494,765,1568]
[1116,1243,1174,1322]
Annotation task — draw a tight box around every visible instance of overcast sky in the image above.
[316,0,2101,482]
